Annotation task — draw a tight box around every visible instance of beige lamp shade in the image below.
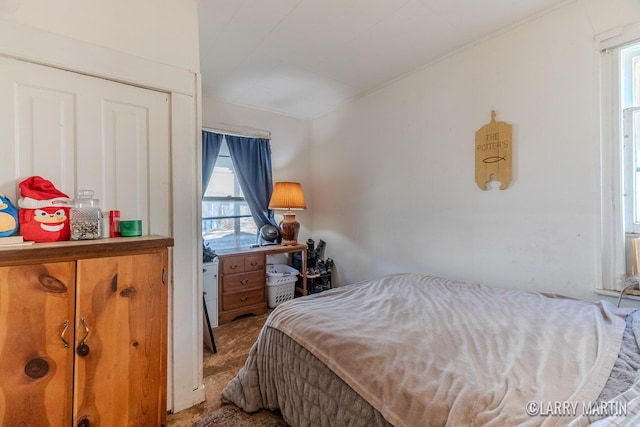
[268,182,306,210]
[269,182,306,245]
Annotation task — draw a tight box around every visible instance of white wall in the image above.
[309,0,640,302]
[0,0,199,72]
[0,0,205,413]
[202,96,313,241]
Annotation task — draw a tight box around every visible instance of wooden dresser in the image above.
[0,235,173,427]
[218,252,267,324]
[216,244,307,325]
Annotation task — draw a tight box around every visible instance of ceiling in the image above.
[198,0,569,120]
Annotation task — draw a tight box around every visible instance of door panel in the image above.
[14,84,76,192]
[100,100,150,231]
[0,262,76,427]
[0,57,170,236]
[74,252,167,426]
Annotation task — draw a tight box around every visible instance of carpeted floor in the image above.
[167,310,288,427]
[192,404,289,427]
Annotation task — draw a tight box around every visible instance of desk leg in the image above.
[287,247,308,296]
[301,248,307,296]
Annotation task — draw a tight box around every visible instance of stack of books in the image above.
[0,235,34,248]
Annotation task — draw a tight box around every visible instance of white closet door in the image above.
[0,57,170,236]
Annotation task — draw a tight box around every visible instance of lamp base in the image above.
[279,211,300,246]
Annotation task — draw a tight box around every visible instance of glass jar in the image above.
[70,190,102,240]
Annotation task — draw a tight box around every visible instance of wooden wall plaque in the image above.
[475,110,512,190]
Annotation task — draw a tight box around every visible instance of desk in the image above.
[216,244,307,324]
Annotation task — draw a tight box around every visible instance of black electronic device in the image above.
[258,224,280,246]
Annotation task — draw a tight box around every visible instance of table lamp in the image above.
[268,182,306,245]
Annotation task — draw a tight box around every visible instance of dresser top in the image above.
[216,243,307,258]
[0,235,174,266]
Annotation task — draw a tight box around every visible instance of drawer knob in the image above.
[77,342,90,357]
[76,317,91,357]
[240,295,248,302]
[230,265,238,270]
[240,279,249,285]
[250,261,258,266]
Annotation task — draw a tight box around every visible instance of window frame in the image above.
[623,106,640,234]
[599,24,640,291]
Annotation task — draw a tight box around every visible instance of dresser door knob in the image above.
[240,296,248,302]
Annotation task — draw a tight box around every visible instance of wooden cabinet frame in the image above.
[0,236,173,427]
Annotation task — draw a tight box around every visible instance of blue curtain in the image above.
[225,135,276,229]
[202,130,223,196]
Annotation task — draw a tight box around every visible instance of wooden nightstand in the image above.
[218,252,267,324]
[216,243,307,324]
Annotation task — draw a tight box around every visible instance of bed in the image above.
[222,273,640,426]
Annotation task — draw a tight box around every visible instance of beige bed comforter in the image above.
[223,273,630,426]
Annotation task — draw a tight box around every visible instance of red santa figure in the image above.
[18,176,71,242]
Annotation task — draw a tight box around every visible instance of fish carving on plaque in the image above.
[475,110,512,190]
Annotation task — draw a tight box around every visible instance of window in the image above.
[202,139,257,250]
[600,28,640,290]
[622,43,640,234]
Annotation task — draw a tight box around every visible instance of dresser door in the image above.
[0,262,76,427]
[73,252,168,427]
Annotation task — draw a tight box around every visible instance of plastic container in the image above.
[266,264,299,284]
[70,190,102,240]
[267,279,297,308]
[266,264,298,308]
[120,220,142,237]
[74,190,99,208]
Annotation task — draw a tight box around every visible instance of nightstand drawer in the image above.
[244,254,264,272]
[221,271,264,293]
[220,256,246,275]
[221,288,265,311]
[220,254,265,274]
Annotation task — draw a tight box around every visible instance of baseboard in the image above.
[171,384,206,414]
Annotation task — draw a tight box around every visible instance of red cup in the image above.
[109,210,120,237]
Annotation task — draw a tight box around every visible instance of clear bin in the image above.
[70,190,102,240]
